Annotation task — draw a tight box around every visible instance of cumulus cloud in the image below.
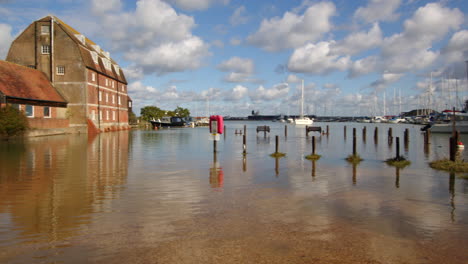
[224,85,248,101]
[287,41,350,75]
[331,23,382,55]
[230,37,241,46]
[442,30,468,63]
[349,56,379,78]
[354,0,401,23]
[371,73,404,91]
[230,5,248,26]
[163,0,230,11]
[286,74,302,83]
[0,23,13,59]
[247,1,336,52]
[90,0,210,76]
[249,83,289,101]
[217,56,256,83]
[380,3,463,73]
[91,0,122,14]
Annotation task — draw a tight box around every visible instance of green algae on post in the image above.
[429,159,468,173]
[346,154,363,164]
[305,154,321,160]
[270,152,286,158]
[385,157,411,168]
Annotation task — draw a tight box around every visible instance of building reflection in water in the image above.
[0,132,130,245]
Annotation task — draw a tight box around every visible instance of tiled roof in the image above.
[0,60,67,106]
[38,16,127,84]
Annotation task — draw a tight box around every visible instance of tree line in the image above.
[140,106,191,122]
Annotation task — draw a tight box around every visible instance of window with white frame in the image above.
[129,101,132,108]
[105,79,108,86]
[113,111,116,121]
[99,110,102,120]
[99,91,102,101]
[90,51,99,64]
[91,110,96,120]
[112,81,114,88]
[42,45,50,54]
[118,96,121,105]
[106,110,109,120]
[112,95,115,104]
[56,66,65,75]
[43,106,51,118]
[106,93,109,103]
[41,25,50,34]
[92,73,96,82]
[25,105,34,117]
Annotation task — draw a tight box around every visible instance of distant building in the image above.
[6,15,130,134]
[0,60,69,135]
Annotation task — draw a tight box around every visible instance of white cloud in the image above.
[217,56,254,74]
[286,74,301,83]
[354,0,401,23]
[249,83,289,101]
[230,6,248,26]
[331,23,382,56]
[163,0,229,11]
[224,85,248,101]
[380,3,462,73]
[349,56,379,78]
[90,0,210,75]
[287,41,350,75]
[247,1,336,52]
[230,37,241,46]
[442,30,468,63]
[0,24,13,59]
[371,73,404,91]
[91,0,122,14]
[211,39,224,48]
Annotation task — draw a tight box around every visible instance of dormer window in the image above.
[113,64,120,76]
[90,51,98,64]
[92,44,101,53]
[102,58,111,70]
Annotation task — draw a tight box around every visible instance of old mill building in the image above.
[4,15,132,135]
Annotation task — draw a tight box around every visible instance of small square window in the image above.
[43,106,51,118]
[41,25,50,34]
[25,105,34,117]
[41,45,50,54]
[56,66,65,75]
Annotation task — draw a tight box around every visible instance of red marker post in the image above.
[209,115,224,153]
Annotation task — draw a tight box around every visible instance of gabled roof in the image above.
[38,15,127,84]
[0,60,67,107]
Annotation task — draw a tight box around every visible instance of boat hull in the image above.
[294,118,313,125]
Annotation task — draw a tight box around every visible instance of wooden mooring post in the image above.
[344,125,347,139]
[275,135,279,154]
[362,126,367,142]
[312,136,316,155]
[244,125,247,137]
[285,125,288,137]
[243,134,247,155]
[353,128,357,156]
[396,137,400,160]
[306,126,322,137]
[388,127,393,144]
[424,129,431,145]
[374,127,378,143]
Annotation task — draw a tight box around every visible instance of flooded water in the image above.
[1,121,468,263]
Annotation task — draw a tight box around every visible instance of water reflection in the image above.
[210,152,223,189]
[0,132,130,246]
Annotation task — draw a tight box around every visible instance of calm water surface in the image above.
[1,121,468,263]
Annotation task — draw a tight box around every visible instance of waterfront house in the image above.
[0,60,70,136]
[6,15,131,134]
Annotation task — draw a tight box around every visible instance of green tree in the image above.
[128,110,138,125]
[0,105,29,137]
[140,106,164,121]
[173,106,190,117]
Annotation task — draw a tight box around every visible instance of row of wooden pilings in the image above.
[221,124,460,162]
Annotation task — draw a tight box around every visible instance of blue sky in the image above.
[1,0,468,117]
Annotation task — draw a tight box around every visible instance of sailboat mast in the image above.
[301,79,304,118]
